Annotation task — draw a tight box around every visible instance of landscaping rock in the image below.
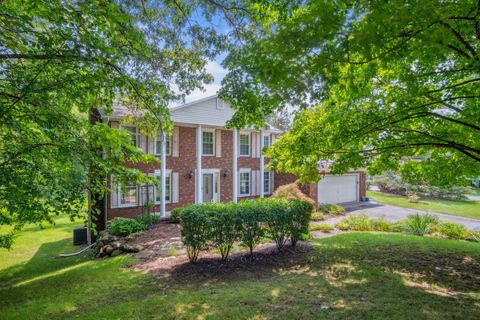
[93,230,142,258]
[110,249,122,257]
[121,244,141,253]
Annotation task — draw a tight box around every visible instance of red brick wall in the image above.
[108,126,267,219]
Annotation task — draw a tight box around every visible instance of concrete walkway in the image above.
[323,202,480,231]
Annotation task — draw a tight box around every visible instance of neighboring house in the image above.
[103,95,366,219]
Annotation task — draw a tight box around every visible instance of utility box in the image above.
[73,227,88,246]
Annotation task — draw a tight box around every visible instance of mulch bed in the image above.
[122,221,315,282]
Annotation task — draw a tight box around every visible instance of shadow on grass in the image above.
[1,233,480,319]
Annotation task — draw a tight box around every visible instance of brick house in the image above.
[104,95,366,219]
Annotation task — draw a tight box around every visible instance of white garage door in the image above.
[317,175,358,204]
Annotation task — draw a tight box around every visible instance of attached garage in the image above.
[317,174,359,204]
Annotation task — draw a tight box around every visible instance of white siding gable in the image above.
[170,96,236,127]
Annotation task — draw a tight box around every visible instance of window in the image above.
[239,134,250,156]
[264,171,271,194]
[239,170,250,196]
[263,135,270,148]
[120,183,138,206]
[155,133,171,156]
[124,126,138,147]
[155,171,171,203]
[202,130,214,155]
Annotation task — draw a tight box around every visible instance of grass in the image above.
[1,217,480,319]
[368,191,480,219]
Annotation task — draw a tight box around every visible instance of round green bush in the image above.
[107,217,146,236]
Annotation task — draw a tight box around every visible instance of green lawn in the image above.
[1,217,480,319]
[368,191,480,219]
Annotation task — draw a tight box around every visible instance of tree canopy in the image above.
[0,0,230,248]
[221,0,480,186]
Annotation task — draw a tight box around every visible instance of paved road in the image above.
[324,202,480,231]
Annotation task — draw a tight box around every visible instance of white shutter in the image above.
[215,129,222,157]
[251,133,257,157]
[270,171,275,194]
[172,127,179,157]
[271,134,277,144]
[256,133,261,158]
[256,170,261,195]
[251,170,256,196]
[172,172,179,203]
[110,177,119,209]
[139,134,148,153]
[148,135,155,155]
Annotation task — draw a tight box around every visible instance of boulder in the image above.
[110,241,121,249]
[121,244,141,253]
[105,245,114,255]
[110,249,122,257]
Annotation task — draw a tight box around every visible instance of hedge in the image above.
[176,198,312,262]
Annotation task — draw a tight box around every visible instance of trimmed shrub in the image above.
[288,199,313,246]
[170,207,184,223]
[272,183,316,211]
[178,198,312,262]
[237,200,264,255]
[318,203,345,216]
[263,198,292,250]
[107,217,146,236]
[335,221,350,231]
[310,223,333,232]
[407,193,420,203]
[402,214,438,236]
[310,211,325,221]
[438,222,467,240]
[180,204,211,262]
[207,202,240,260]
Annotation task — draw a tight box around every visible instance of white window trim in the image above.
[263,169,272,194]
[154,169,172,204]
[202,128,215,156]
[118,183,139,208]
[154,133,172,156]
[239,132,250,157]
[122,125,139,148]
[238,168,251,196]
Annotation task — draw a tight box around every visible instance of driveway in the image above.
[324,201,480,231]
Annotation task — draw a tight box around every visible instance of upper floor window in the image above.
[155,133,171,156]
[202,130,215,155]
[239,133,250,156]
[124,126,138,147]
[263,135,270,148]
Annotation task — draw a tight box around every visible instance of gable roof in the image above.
[101,95,282,133]
[171,95,282,133]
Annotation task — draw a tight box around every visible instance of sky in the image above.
[183,56,227,103]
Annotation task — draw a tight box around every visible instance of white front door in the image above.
[317,174,358,204]
[202,171,220,203]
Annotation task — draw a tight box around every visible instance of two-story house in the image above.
[104,95,366,220]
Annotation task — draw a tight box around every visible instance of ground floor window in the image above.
[155,171,171,203]
[239,170,250,196]
[120,183,138,206]
[264,171,271,194]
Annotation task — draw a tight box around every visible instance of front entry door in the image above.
[203,173,214,203]
[202,172,220,203]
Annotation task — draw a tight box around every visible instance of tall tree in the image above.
[221,0,480,186]
[0,0,229,248]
